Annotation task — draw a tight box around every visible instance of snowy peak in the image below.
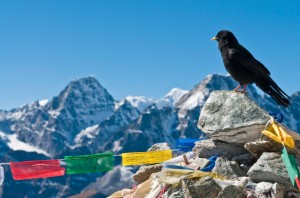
[51,76,114,110]
[48,76,115,123]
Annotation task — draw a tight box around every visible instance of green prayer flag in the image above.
[281,147,300,186]
[64,152,114,174]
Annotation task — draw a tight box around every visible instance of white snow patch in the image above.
[113,140,123,152]
[39,99,48,106]
[156,88,188,109]
[74,124,99,144]
[48,110,60,118]
[165,88,188,102]
[124,96,156,112]
[0,131,50,157]
[10,111,23,120]
[127,129,143,134]
[181,90,208,110]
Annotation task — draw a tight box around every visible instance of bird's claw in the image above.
[234,90,248,94]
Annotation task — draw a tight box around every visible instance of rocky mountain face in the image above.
[0,74,299,197]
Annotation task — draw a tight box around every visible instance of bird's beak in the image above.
[211,36,217,41]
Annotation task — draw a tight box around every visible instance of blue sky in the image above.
[0,1,300,110]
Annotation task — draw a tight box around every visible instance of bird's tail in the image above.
[255,76,291,107]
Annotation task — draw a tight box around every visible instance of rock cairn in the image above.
[109,91,300,198]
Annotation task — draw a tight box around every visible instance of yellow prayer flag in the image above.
[121,150,172,166]
[262,121,295,149]
[158,168,224,186]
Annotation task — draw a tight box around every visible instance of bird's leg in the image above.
[233,85,241,91]
[241,84,248,93]
[234,84,248,94]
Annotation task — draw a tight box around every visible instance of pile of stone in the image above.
[109,91,300,198]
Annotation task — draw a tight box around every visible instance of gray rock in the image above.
[193,139,247,159]
[212,157,247,179]
[181,177,222,198]
[247,152,291,187]
[197,91,271,144]
[287,192,300,198]
[253,182,285,198]
[215,177,252,189]
[271,183,285,198]
[255,182,273,197]
[162,187,184,198]
[244,140,283,158]
[133,164,163,184]
[163,191,185,198]
[187,157,209,170]
[232,153,255,166]
[246,190,258,198]
[147,142,171,151]
[217,185,247,198]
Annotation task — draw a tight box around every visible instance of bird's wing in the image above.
[230,46,270,76]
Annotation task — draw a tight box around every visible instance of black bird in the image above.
[211,30,290,107]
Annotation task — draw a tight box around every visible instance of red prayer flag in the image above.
[295,177,300,190]
[10,160,65,180]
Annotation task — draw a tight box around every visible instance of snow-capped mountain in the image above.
[0,74,299,197]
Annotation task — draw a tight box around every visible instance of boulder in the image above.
[147,142,170,151]
[254,182,285,198]
[187,157,209,170]
[271,183,285,198]
[245,139,299,158]
[193,139,247,159]
[133,164,163,184]
[232,153,255,166]
[247,152,291,187]
[217,185,247,198]
[181,177,222,198]
[244,140,282,157]
[287,192,300,198]
[197,91,271,144]
[214,177,251,189]
[161,186,184,198]
[162,190,184,198]
[212,157,247,180]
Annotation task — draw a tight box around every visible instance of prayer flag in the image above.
[269,112,283,123]
[0,166,4,185]
[295,177,300,190]
[200,156,218,172]
[281,147,300,186]
[10,160,65,180]
[262,121,294,149]
[122,150,172,166]
[64,152,114,174]
[176,138,199,152]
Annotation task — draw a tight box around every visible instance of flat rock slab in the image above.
[198,91,271,144]
[193,139,247,159]
[133,164,163,184]
[244,140,283,157]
